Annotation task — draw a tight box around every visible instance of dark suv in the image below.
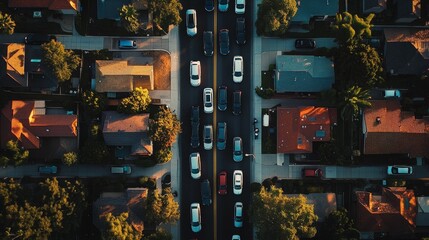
[191,106,200,148]
[218,85,228,111]
[236,17,246,45]
[232,90,242,115]
[295,39,316,49]
[201,179,212,206]
[203,31,214,56]
[219,29,230,55]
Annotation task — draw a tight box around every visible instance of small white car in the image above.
[235,0,245,14]
[203,88,214,113]
[189,152,201,179]
[232,235,241,240]
[203,125,213,150]
[186,9,197,36]
[190,61,201,87]
[190,203,201,232]
[233,170,243,195]
[232,56,243,83]
[234,202,243,228]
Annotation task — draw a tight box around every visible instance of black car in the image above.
[232,90,242,115]
[24,34,56,45]
[191,106,200,148]
[205,0,214,11]
[295,39,316,49]
[236,17,246,45]
[218,85,228,111]
[201,179,212,206]
[219,29,230,55]
[203,31,214,56]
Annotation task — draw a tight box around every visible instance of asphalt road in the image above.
[179,1,253,240]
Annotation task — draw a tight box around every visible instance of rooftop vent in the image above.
[376,117,381,124]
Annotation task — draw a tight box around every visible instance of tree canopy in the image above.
[340,85,372,120]
[118,87,151,114]
[143,228,172,240]
[119,4,140,33]
[148,0,183,33]
[149,107,181,147]
[255,0,297,36]
[250,186,318,240]
[1,140,29,167]
[102,212,143,240]
[41,40,81,82]
[62,151,78,166]
[332,12,374,44]
[0,12,15,35]
[81,90,106,117]
[318,208,360,240]
[143,188,180,226]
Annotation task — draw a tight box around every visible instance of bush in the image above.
[262,178,273,189]
[139,177,157,189]
[251,182,262,193]
[255,86,275,99]
[153,147,172,164]
[62,152,78,166]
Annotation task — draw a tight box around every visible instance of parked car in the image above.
[234,202,243,227]
[217,122,227,150]
[190,203,202,232]
[189,152,201,179]
[118,39,137,49]
[25,33,56,45]
[236,17,246,45]
[233,137,243,162]
[302,168,323,178]
[191,106,200,148]
[384,89,401,98]
[201,179,212,206]
[218,171,227,195]
[218,85,228,111]
[219,0,229,12]
[203,124,213,150]
[191,105,200,124]
[38,165,58,175]
[232,235,241,240]
[233,170,243,195]
[190,61,201,87]
[387,165,413,175]
[203,88,214,113]
[203,31,214,56]
[205,0,214,11]
[235,0,245,14]
[295,39,316,49]
[110,165,132,174]
[232,90,242,115]
[219,29,230,55]
[233,56,243,83]
[186,9,197,36]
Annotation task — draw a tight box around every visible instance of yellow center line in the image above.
[213,4,218,240]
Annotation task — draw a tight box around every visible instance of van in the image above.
[111,165,132,174]
[38,165,58,174]
[118,40,137,49]
[384,89,400,98]
[201,179,212,206]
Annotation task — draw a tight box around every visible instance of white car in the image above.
[235,0,245,14]
[232,56,243,83]
[189,152,201,179]
[203,125,213,150]
[186,9,197,36]
[203,88,214,113]
[190,61,201,86]
[232,235,241,240]
[234,202,243,228]
[190,203,201,232]
[233,170,243,195]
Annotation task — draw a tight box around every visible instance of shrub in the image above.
[251,182,262,193]
[262,178,273,189]
[139,177,157,189]
[62,152,78,166]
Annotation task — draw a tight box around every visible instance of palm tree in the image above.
[119,4,140,33]
[340,85,372,120]
[0,12,16,35]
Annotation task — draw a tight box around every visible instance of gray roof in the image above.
[417,196,429,226]
[385,42,429,75]
[363,0,387,13]
[394,0,420,23]
[275,55,334,92]
[292,0,339,24]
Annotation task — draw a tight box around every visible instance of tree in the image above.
[318,142,345,165]
[41,40,81,82]
[3,140,29,166]
[255,0,297,36]
[0,12,15,35]
[119,4,140,33]
[153,146,172,164]
[102,212,143,240]
[340,85,372,120]
[143,188,180,226]
[62,151,78,166]
[144,228,172,240]
[250,186,318,240]
[318,208,360,240]
[332,12,374,44]
[79,140,111,164]
[118,87,151,114]
[81,90,106,117]
[148,0,183,33]
[148,107,181,147]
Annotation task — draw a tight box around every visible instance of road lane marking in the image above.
[213,5,218,240]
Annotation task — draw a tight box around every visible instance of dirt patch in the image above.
[150,51,171,90]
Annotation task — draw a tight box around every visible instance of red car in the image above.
[218,171,227,195]
[302,168,323,178]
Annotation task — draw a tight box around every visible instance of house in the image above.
[0,43,27,90]
[355,187,417,235]
[393,0,420,23]
[8,0,79,15]
[416,196,429,227]
[363,0,387,14]
[93,188,147,234]
[0,100,78,159]
[97,0,151,28]
[362,99,429,158]
[291,0,339,25]
[102,111,153,159]
[286,193,337,222]
[95,60,154,97]
[276,106,337,153]
[384,28,429,76]
[275,55,334,93]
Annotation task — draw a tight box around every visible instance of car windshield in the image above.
[237,4,244,8]
[188,14,195,28]
[205,94,211,102]
[234,71,242,77]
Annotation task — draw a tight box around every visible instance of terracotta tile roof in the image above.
[277,106,337,153]
[0,101,77,149]
[355,187,417,233]
[8,0,78,10]
[363,100,429,157]
[0,43,27,88]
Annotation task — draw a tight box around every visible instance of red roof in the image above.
[355,187,417,234]
[363,100,429,157]
[8,0,78,10]
[276,106,337,153]
[1,101,77,149]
